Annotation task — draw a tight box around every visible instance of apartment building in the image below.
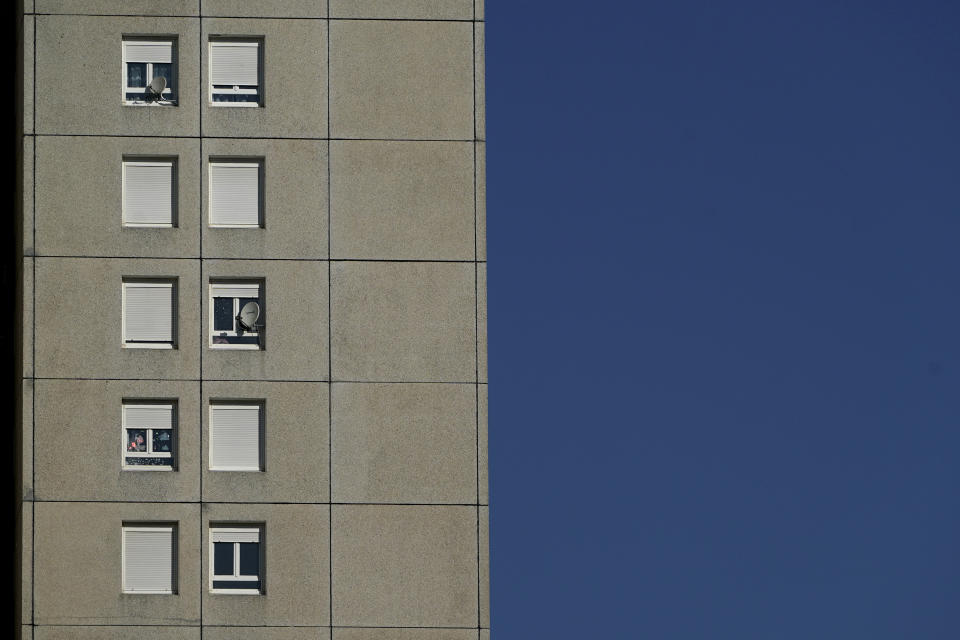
[16,2,488,638]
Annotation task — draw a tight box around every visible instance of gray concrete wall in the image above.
[22,1,487,637]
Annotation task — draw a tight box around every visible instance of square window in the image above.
[209,281,263,349]
[210,39,262,106]
[123,158,177,227]
[123,402,176,470]
[122,524,177,594]
[210,526,263,594]
[123,38,177,105]
[123,279,176,349]
[208,159,263,227]
[209,401,264,471]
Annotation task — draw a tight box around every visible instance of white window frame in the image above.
[122,279,177,349]
[210,526,263,594]
[122,524,177,595]
[209,281,262,350]
[208,159,264,228]
[209,401,264,472]
[122,401,176,471]
[122,158,177,228]
[122,38,177,106]
[209,39,262,107]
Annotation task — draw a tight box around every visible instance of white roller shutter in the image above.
[124,404,174,430]
[124,282,174,344]
[210,404,261,471]
[124,162,174,226]
[210,283,259,299]
[212,528,260,543]
[211,42,259,86]
[123,526,175,593]
[125,41,173,64]
[210,162,260,226]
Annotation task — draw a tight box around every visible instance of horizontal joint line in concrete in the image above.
[33,500,485,506]
[29,13,484,23]
[33,133,477,143]
[31,256,486,264]
[32,377,485,384]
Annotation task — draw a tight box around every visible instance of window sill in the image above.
[210,102,262,108]
[122,466,174,472]
[210,589,262,595]
[123,343,175,350]
[209,343,261,350]
[124,101,178,107]
[208,224,263,229]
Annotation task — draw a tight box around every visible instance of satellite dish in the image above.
[237,301,260,332]
[148,76,167,100]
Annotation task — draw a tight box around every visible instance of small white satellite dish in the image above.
[148,76,167,100]
[237,301,260,332]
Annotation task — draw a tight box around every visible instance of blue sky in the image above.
[485,1,959,637]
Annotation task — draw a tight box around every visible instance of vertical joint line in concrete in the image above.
[197,5,204,637]
[472,11,482,633]
[326,15,334,640]
[31,10,37,629]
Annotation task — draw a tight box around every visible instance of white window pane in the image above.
[124,163,174,226]
[210,163,260,226]
[211,43,259,86]
[123,527,175,593]
[124,283,174,343]
[125,41,173,64]
[124,404,174,431]
[210,404,261,470]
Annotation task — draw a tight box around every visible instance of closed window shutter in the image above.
[124,404,173,430]
[124,283,174,343]
[210,163,260,226]
[210,404,261,470]
[125,41,173,64]
[124,163,174,225]
[211,42,259,86]
[123,527,175,593]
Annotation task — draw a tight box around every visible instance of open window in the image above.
[209,39,262,106]
[123,38,177,105]
[210,526,263,594]
[123,401,176,470]
[209,281,263,349]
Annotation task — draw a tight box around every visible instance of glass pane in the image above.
[125,92,145,101]
[212,92,260,103]
[152,429,172,453]
[127,62,146,88]
[213,542,234,577]
[238,542,259,576]
[125,456,172,467]
[126,429,147,452]
[213,580,260,590]
[213,297,234,331]
[152,63,172,87]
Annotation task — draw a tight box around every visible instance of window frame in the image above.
[209,281,263,350]
[122,37,178,106]
[122,401,177,471]
[121,157,178,228]
[209,525,263,594]
[122,523,178,595]
[208,400,265,472]
[122,279,177,350]
[208,38,263,107]
[208,159,264,228]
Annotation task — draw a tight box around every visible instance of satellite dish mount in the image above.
[236,301,265,348]
[146,75,167,102]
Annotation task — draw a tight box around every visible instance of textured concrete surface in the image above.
[329,0,472,19]
[477,263,487,383]
[35,628,201,640]
[34,257,201,380]
[22,137,33,255]
[475,21,485,141]
[35,0,199,14]
[204,628,322,640]
[35,16,200,136]
[330,141,474,260]
[331,383,476,503]
[332,505,478,627]
[476,0,484,20]
[23,16,33,134]
[202,0,327,18]
[21,379,33,501]
[201,18,327,138]
[329,20,473,140]
[475,141,486,260]
[479,383,488,505]
[202,503,329,626]
[201,259,328,381]
[34,379,201,502]
[34,502,201,626]
[36,136,201,258]
[331,262,476,382]
[334,631,478,640]
[202,138,328,260]
[202,381,329,503]
[21,258,33,379]
[480,505,490,628]
[20,504,32,625]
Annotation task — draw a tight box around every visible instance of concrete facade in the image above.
[17,2,487,638]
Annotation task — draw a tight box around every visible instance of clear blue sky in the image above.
[486,1,959,637]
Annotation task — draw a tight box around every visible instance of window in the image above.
[123,158,177,227]
[122,524,177,594]
[209,39,262,106]
[209,159,262,227]
[123,280,176,349]
[210,526,262,593]
[123,402,176,470]
[123,38,177,105]
[209,281,263,348]
[209,402,263,471]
